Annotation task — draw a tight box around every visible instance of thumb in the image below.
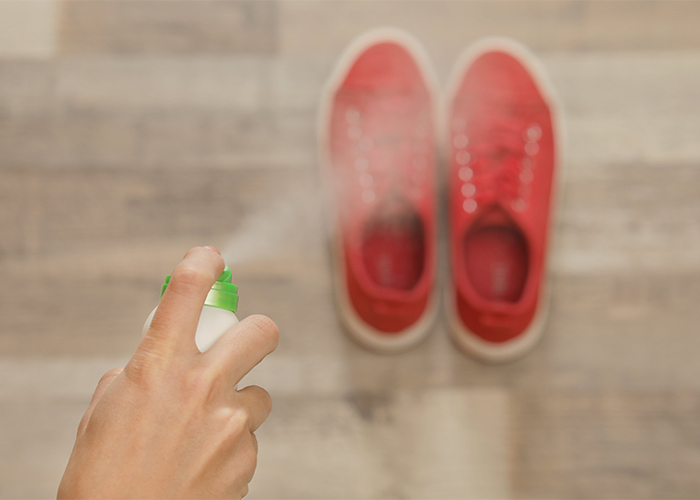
[77,368,123,436]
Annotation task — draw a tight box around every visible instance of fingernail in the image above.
[204,245,220,255]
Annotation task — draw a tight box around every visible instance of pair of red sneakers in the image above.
[319,29,561,363]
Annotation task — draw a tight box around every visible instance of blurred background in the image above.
[2,0,700,498]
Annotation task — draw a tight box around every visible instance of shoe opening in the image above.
[362,197,425,291]
[463,209,528,302]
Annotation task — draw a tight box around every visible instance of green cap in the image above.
[161,265,239,313]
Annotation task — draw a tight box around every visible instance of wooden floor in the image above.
[2,1,700,498]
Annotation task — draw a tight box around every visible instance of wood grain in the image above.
[58,0,277,55]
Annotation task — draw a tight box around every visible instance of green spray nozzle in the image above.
[161,265,239,313]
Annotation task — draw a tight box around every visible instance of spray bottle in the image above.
[142,265,240,352]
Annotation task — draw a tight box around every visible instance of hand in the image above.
[58,246,279,499]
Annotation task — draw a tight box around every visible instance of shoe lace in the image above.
[346,96,431,205]
[457,110,542,213]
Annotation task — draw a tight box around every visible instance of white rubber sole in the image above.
[444,36,567,364]
[318,27,441,354]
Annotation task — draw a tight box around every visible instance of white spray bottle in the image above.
[142,265,240,352]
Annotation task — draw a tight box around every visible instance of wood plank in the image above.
[54,57,265,114]
[280,1,700,59]
[0,111,316,170]
[511,392,700,499]
[0,61,55,116]
[57,0,276,55]
[0,0,57,59]
[250,389,509,499]
[0,399,83,499]
[0,167,303,257]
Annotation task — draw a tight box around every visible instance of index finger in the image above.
[139,246,225,359]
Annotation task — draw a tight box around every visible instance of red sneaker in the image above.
[319,28,439,352]
[445,38,562,362]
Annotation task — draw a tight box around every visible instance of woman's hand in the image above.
[58,246,279,499]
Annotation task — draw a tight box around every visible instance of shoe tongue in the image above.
[374,191,413,219]
[475,206,512,228]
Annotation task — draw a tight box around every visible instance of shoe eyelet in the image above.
[453,134,469,149]
[461,183,476,197]
[345,107,360,124]
[520,169,533,184]
[526,123,542,141]
[359,137,373,152]
[359,174,373,188]
[525,142,539,156]
[458,166,473,182]
[463,199,477,213]
[456,151,471,165]
[355,157,369,171]
[348,126,362,141]
[512,199,527,212]
[362,190,376,204]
